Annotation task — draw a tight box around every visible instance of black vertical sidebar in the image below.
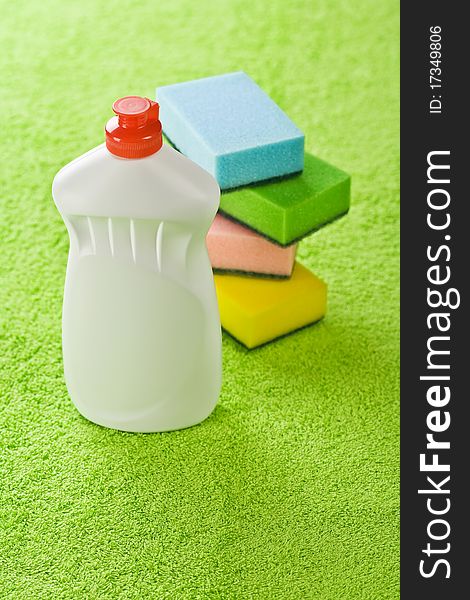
[401,4,467,599]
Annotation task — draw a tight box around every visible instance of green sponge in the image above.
[219,153,351,246]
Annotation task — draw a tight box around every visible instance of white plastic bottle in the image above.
[52,96,222,432]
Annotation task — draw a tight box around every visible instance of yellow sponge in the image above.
[214,262,327,348]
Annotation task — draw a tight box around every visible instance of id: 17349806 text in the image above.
[429,25,443,114]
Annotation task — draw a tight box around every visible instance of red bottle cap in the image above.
[105,96,163,158]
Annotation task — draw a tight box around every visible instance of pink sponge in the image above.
[206,214,297,277]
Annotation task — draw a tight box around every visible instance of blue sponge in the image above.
[156,72,305,190]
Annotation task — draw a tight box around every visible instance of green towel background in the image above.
[0,0,399,597]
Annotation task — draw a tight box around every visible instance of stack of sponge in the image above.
[157,72,350,349]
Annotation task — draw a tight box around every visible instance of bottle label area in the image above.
[63,255,206,422]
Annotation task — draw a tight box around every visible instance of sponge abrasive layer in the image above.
[219,153,351,246]
[207,213,297,277]
[214,262,327,349]
[157,72,305,189]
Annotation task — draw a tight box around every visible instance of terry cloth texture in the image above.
[0,0,399,598]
